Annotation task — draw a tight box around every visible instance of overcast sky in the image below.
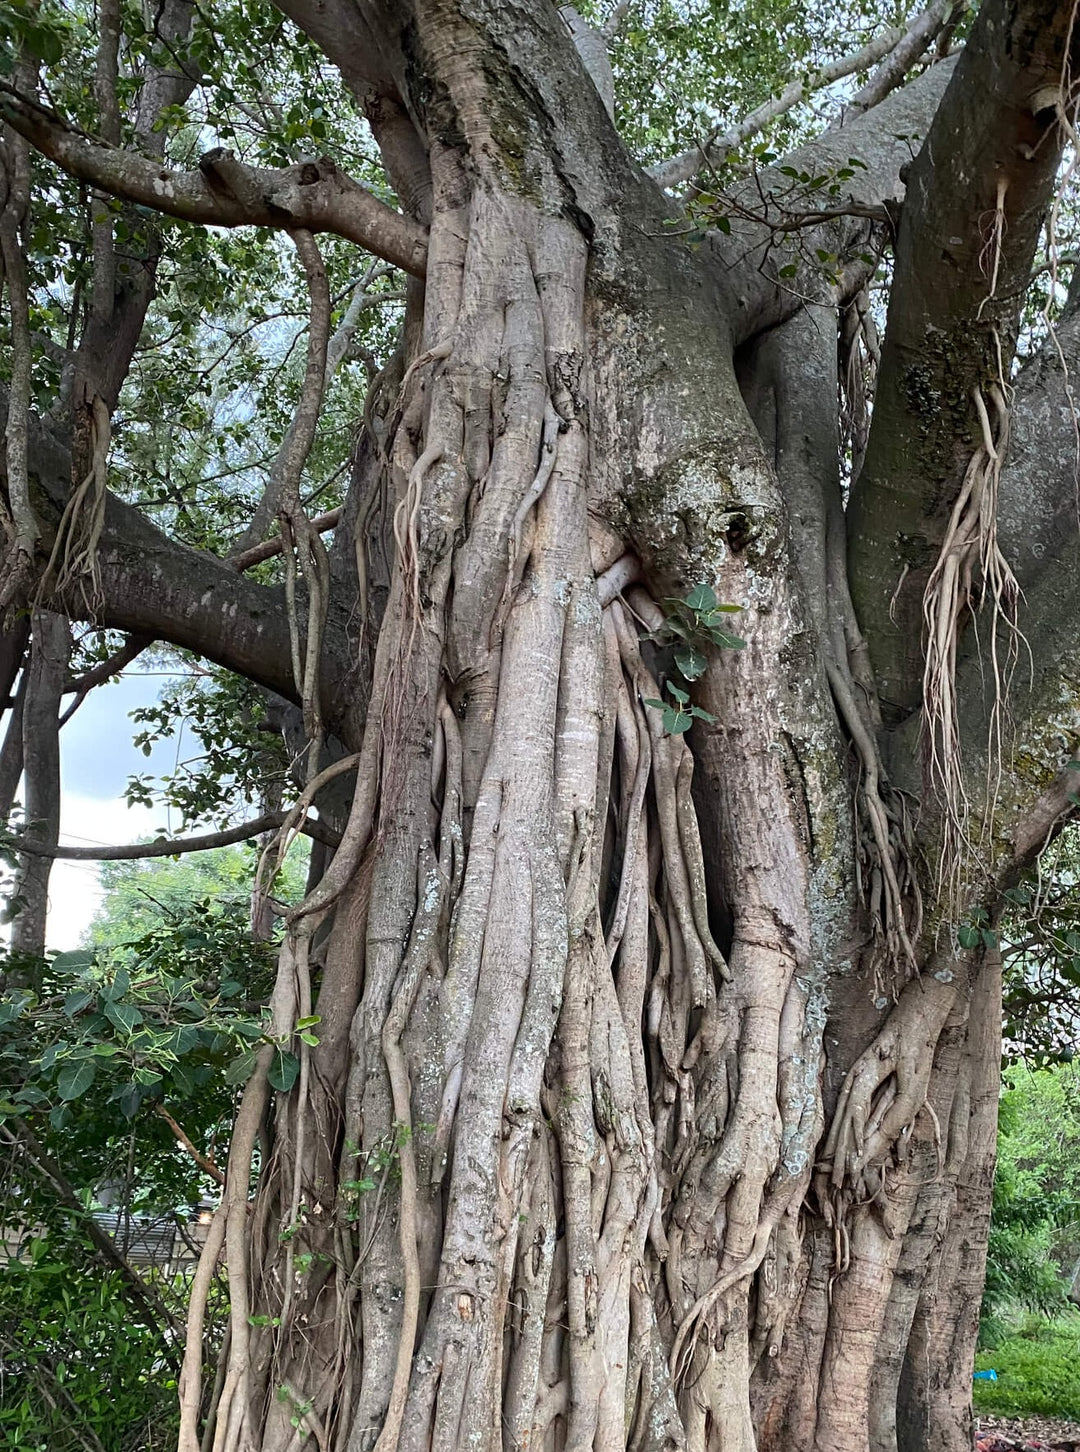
[23,671,180,950]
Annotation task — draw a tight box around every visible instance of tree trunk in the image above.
[5,2,1080,1450]
[172,7,1048,1450]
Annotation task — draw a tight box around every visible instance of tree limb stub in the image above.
[0,83,429,278]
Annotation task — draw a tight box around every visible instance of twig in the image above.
[154,1104,226,1185]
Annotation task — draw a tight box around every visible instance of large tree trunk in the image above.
[5,1,1080,1450]
[169,5,1058,1450]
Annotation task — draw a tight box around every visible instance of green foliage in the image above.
[123,664,295,826]
[975,1315,1080,1419]
[1000,827,1080,1064]
[87,844,308,949]
[0,1242,181,1452]
[0,846,297,1449]
[643,583,743,733]
[983,1064,1080,1337]
[577,0,884,171]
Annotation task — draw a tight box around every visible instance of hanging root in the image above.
[813,965,957,1245]
[826,659,920,981]
[39,391,110,613]
[921,379,1022,892]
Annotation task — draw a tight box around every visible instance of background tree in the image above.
[0,848,287,1452]
[2,2,1080,1451]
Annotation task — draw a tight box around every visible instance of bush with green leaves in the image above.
[0,847,308,1450]
[981,1063,1080,1344]
[975,1314,1080,1419]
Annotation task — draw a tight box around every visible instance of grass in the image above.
[975,1312,1080,1419]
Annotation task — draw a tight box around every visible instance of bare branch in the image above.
[228,506,342,573]
[59,633,155,726]
[8,809,340,861]
[233,229,330,552]
[0,83,429,277]
[842,0,961,116]
[153,1104,226,1186]
[649,23,906,191]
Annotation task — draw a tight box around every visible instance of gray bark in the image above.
[3,0,1080,1450]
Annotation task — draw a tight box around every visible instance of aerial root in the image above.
[605,595,730,1004]
[815,972,956,1230]
[40,391,110,612]
[825,659,920,980]
[922,379,1021,894]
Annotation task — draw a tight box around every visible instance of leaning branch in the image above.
[649,23,906,191]
[0,83,429,278]
[8,810,340,860]
[2,387,356,735]
[153,1104,226,1186]
[228,505,342,573]
[59,632,154,725]
[842,0,960,116]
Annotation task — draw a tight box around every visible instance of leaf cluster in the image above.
[642,583,744,733]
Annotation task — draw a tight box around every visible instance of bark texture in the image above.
[3,1,1080,1451]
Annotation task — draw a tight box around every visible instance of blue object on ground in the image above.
[973,1370,999,1382]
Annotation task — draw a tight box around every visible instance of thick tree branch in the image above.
[0,83,429,278]
[1,392,359,742]
[843,0,960,116]
[847,0,1079,719]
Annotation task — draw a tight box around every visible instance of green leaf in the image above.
[674,646,707,681]
[683,583,717,613]
[269,1049,300,1093]
[64,989,94,1017]
[57,1060,96,1101]
[52,949,94,972]
[224,1048,258,1085]
[958,924,980,950]
[101,968,130,1002]
[105,1000,144,1034]
[667,682,689,705]
[663,708,693,735]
